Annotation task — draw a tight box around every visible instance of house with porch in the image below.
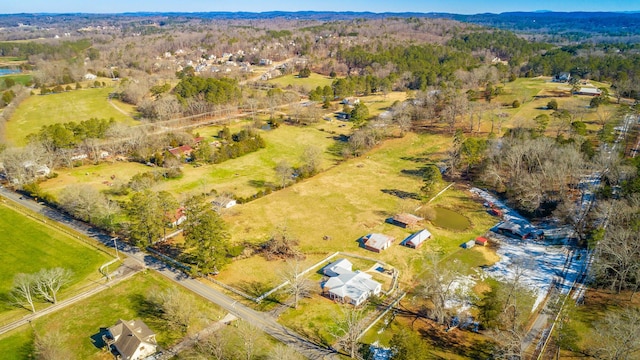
[322,258,381,306]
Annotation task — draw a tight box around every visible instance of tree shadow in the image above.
[237,280,271,298]
[381,189,421,200]
[248,179,267,188]
[16,332,35,360]
[129,293,162,319]
[0,292,16,312]
[400,155,431,163]
[400,168,424,177]
[128,293,169,333]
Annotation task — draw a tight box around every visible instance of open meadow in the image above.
[470,77,617,135]
[219,131,497,292]
[39,120,346,200]
[268,73,335,92]
[0,272,223,360]
[4,86,139,146]
[0,201,113,321]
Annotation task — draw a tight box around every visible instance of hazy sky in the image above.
[1,0,638,14]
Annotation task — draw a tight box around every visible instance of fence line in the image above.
[358,292,406,341]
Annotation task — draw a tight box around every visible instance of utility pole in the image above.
[112,237,120,259]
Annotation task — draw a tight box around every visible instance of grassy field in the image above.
[468,77,618,136]
[268,73,335,92]
[40,121,344,200]
[221,132,496,289]
[1,74,32,89]
[39,161,151,198]
[4,86,139,145]
[0,202,113,320]
[0,272,223,360]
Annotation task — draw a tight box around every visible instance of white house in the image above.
[84,73,97,80]
[212,197,237,209]
[324,269,382,306]
[106,319,157,360]
[323,258,354,277]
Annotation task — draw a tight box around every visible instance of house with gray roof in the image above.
[106,319,157,360]
[322,259,382,306]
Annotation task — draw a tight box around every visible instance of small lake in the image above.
[432,207,471,231]
[0,68,21,76]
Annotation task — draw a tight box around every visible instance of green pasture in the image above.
[0,272,222,360]
[4,86,139,145]
[1,74,32,89]
[268,73,335,92]
[39,161,150,198]
[156,123,343,198]
[0,202,112,318]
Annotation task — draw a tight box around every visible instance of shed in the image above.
[462,240,475,249]
[362,233,394,253]
[388,213,424,229]
[475,237,488,246]
[401,229,432,249]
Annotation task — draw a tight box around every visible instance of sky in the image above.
[1,0,638,15]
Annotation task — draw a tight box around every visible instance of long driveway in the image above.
[0,188,337,359]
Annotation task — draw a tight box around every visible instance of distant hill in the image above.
[1,10,639,39]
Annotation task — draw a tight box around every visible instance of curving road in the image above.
[0,188,337,359]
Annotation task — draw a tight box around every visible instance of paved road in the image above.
[0,189,337,359]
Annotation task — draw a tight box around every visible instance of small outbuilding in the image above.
[462,240,475,249]
[475,237,488,246]
[362,233,395,253]
[401,229,432,249]
[212,197,237,209]
[387,213,424,229]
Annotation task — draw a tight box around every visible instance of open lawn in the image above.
[359,92,407,117]
[39,161,150,198]
[268,73,335,92]
[4,86,139,145]
[0,271,223,360]
[1,74,32,89]
[0,202,113,319]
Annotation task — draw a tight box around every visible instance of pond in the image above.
[432,207,471,231]
[0,68,21,76]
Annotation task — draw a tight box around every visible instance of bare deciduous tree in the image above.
[591,307,640,360]
[419,253,464,325]
[34,268,72,304]
[280,260,313,309]
[332,307,366,359]
[11,273,37,313]
[149,288,198,333]
[196,330,232,360]
[34,330,71,360]
[275,160,293,188]
[267,344,304,360]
